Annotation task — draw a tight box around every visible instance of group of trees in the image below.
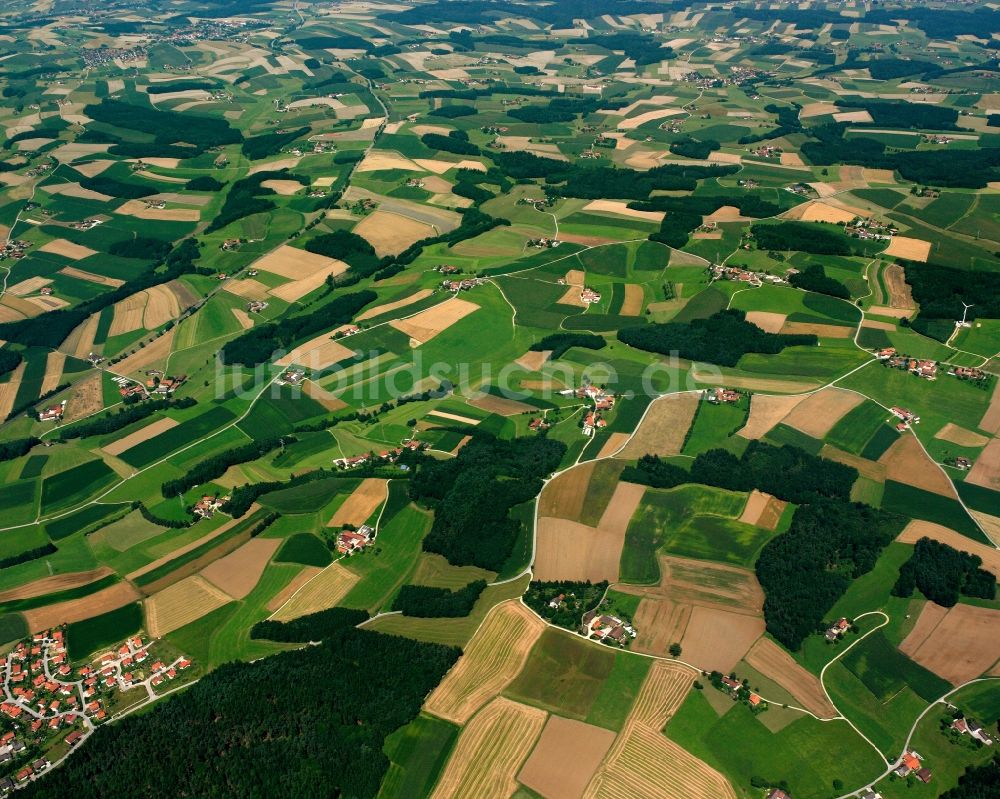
[524,580,608,629]
[160,437,288,498]
[220,289,375,367]
[751,221,856,256]
[0,543,56,572]
[529,332,605,360]
[630,194,781,249]
[241,126,310,160]
[392,580,487,617]
[251,607,368,643]
[108,237,173,261]
[412,434,565,571]
[893,537,996,607]
[206,170,308,233]
[22,626,459,799]
[617,309,816,368]
[940,756,1000,799]
[59,397,196,441]
[0,348,21,378]
[0,436,39,462]
[904,262,1000,338]
[788,264,850,299]
[304,230,381,277]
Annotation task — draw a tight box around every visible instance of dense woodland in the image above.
[751,221,857,255]
[392,580,487,617]
[250,607,368,642]
[940,756,1000,799]
[528,332,605,359]
[788,264,850,299]
[21,627,458,799]
[0,436,38,462]
[618,310,816,367]
[893,537,996,607]
[904,262,1000,339]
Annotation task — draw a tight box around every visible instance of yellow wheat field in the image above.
[270,562,359,621]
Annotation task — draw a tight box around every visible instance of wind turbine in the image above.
[958,302,974,328]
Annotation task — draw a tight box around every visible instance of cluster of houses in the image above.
[0,240,30,262]
[193,494,229,519]
[559,384,615,436]
[442,277,482,293]
[36,401,65,423]
[69,218,104,232]
[145,371,187,395]
[948,365,989,385]
[221,238,242,251]
[336,524,375,555]
[709,264,786,287]
[893,750,932,783]
[889,407,920,431]
[825,617,852,642]
[528,237,562,249]
[247,300,269,314]
[846,217,897,241]
[277,368,305,387]
[705,387,741,404]
[112,374,146,400]
[528,417,550,432]
[581,610,636,646]
[950,715,994,745]
[333,439,424,471]
[718,674,765,711]
[580,287,601,304]
[749,144,782,159]
[876,348,937,380]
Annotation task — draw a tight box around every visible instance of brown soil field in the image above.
[430,697,546,799]
[581,199,664,222]
[426,410,481,426]
[259,179,303,196]
[866,305,914,319]
[535,482,646,582]
[356,289,433,321]
[103,417,178,457]
[24,582,141,634]
[231,308,253,330]
[143,284,180,330]
[64,314,99,358]
[679,606,765,673]
[355,210,436,257]
[224,279,271,302]
[58,266,124,288]
[745,311,786,333]
[252,244,342,280]
[883,264,915,309]
[0,567,114,603]
[618,393,700,459]
[779,152,806,167]
[538,461,595,520]
[782,387,864,439]
[884,236,931,262]
[861,319,896,332]
[980,388,1000,435]
[786,201,856,224]
[935,423,989,448]
[265,565,322,612]
[270,268,350,304]
[7,277,52,296]
[738,490,771,525]
[519,715,617,799]
[899,601,950,658]
[467,393,536,416]
[145,575,233,637]
[200,537,280,599]
[902,603,1000,684]
[126,512,249,582]
[596,432,632,459]
[745,637,838,718]
[64,373,103,422]
[425,600,545,724]
[42,182,112,201]
[303,380,347,412]
[584,661,737,799]
[109,293,147,337]
[271,562,359,621]
[356,150,423,173]
[620,284,644,316]
[38,238,97,260]
[113,328,177,376]
[0,363,26,421]
[897,521,1000,577]
[515,350,550,371]
[756,495,787,530]
[879,433,956,497]
[632,598,692,655]
[389,297,479,345]
[40,350,66,395]
[139,529,252,598]
[780,321,853,338]
[275,333,355,369]
[114,200,200,222]
[328,478,388,528]
[965,437,1000,491]
[819,445,887,482]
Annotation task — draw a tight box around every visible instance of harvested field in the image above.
[866,306,913,319]
[902,603,1000,684]
[23,582,141,632]
[356,288,432,321]
[271,562,358,620]
[272,267,352,303]
[58,266,124,288]
[692,369,820,394]
[745,311,787,333]
[265,565,322,612]
[597,432,632,459]
[225,279,270,301]
[935,422,989,448]
[0,363,26,420]
[200,537,280,599]
[965,437,1000,491]
[354,210,436,257]
[737,490,770,525]
[145,575,233,637]
[356,150,423,173]
[467,393,536,416]
[621,284,644,316]
[64,373,103,423]
[617,108,684,130]
[426,410,480,426]
[883,236,931,262]
[704,205,748,223]
[632,598,691,656]
[42,182,112,202]
[430,697,546,799]
[800,102,838,118]
[538,460,595,520]
[425,600,545,724]
[739,393,806,440]
[980,388,1000,435]
[899,601,950,659]
[0,567,114,603]
[114,200,200,222]
[259,180,303,195]
[757,495,787,530]
[779,152,805,167]
[328,478,388,527]
[518,715,617,799]
[581,200,664,222]
[971,512,1000,548]
[112,328,175,377]
[883,264,915,309]
[103,417,178,457]
[143,284,180,330]
[897,520,1000,578]
[679,605,764,673]
[64,315,100,359]
[785,201,857,224]
[231,308,253,330]
[26,295,69,313]
[7,277,51,296]
[303,380,347,412]
[413,158,486,174]
[40,351,66,395]
[834,110,874,123]
[861,319,896,332]
[38,238,97,260]
[253,245,346,280]
[516,350,550,371]
[109,293,146,337]
[275,333,355,369]
[389,298,478,345]
[780,321,853,338]
[879,434,956,497]
[72,160,114,178]
[584,661,736,799]
[745,637,838,717]
[782,387,864,438]
[623,556,764,617]
[618,393,700,460]
[534,482,645,583]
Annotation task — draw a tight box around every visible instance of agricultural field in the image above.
[0,0,997,796]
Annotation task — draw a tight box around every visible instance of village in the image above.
[0,629,192,791]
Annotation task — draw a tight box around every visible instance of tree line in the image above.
[391,580,487,617]
[59,398,196,441]
[160,436,289,498]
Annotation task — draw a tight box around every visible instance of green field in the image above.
[40,460,117,514]
[274,532,332,567]
[377,713,459,799]
[67,602,144,661]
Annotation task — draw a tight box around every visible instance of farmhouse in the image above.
[193,495,227,519]
[36,401,65,422]
[333,454,370,470]
[707,387,740,404]
[825,617,851,642]
[155,374,187,395]
[766,790,791,799]
[581,411,607,437]
[890,407,919,428]
[277,368,306,386]
[580,287,601,304]
[952,716,994,745]
[894,751,927,779]
[337,524,374,554]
